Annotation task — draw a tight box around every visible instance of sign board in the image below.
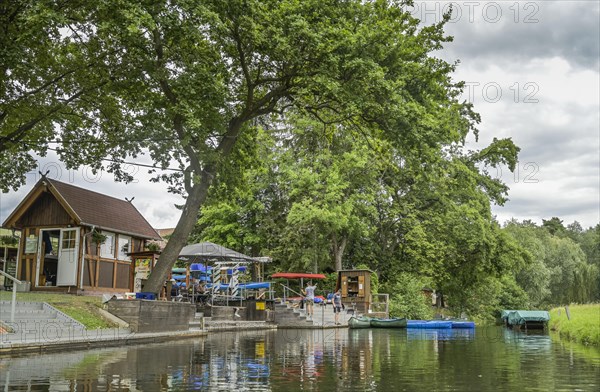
[3,259,16,289]
[25,235,38,254]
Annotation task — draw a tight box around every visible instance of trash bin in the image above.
[136,292,156,300]
[246,299,267,321]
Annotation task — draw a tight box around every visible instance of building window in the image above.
[118,235,131,261]
[61,230,77,250]
[100,232,115,259]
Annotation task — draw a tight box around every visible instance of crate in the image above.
[135,292,156,300]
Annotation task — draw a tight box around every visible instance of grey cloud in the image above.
[434,1,600,71]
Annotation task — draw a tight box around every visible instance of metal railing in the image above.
[278,283,305,304]
[370,293,390,316]
[0,270,22,322]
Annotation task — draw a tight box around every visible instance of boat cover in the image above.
[500,310,517,320]
[506,310,550,325]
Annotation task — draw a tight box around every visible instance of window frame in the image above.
[117,235,132,261]
[99,231,115,259]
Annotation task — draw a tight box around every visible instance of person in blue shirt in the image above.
[333,289,343,325]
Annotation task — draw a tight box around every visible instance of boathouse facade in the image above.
[2,178,161,293]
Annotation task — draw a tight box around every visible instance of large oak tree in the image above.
[2,0,491,293]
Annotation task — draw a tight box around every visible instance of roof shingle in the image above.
[49,179,161,240]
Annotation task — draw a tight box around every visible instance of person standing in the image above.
[333,289,343,325]
[303,281,317,320]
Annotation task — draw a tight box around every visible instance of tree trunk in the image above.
[332,234,347,272]
[143,170,215,294]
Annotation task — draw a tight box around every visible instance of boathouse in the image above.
[2,178,161,293]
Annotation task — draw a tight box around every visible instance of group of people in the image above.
[302,281,344,325]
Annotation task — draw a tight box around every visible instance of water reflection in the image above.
[1,327,599,391]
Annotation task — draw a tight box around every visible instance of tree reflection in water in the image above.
[1,327,599,391]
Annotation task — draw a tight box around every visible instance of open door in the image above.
[56,228,80,286]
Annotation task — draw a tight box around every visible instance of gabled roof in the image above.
[3,178,162,240]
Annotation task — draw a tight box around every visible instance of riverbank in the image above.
[0,292,114,329]
[0,327,207,356]
[549,304,600,346]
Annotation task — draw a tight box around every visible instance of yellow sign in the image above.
[255,341,265,358]
[255,301,265,310]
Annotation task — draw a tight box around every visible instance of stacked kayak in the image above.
[449,321,476,329]
[370,317,407,328]
[407,320,453,329]
[407,320,475,329]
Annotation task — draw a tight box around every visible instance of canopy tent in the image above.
[178,242,256,263]
[190,263,211,273]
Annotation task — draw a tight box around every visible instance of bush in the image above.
[383,273,432,319]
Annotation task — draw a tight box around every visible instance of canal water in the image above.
[1,327,599,391]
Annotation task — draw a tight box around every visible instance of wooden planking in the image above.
[115,263,131,289]
[98,261,114,288]
[16,192,73,227]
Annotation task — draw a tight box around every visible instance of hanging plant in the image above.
[0,235,18,246]
[91,229,107,245]
[146,242,161,252]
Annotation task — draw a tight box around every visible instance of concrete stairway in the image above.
[189,312,204,331]
[0,301,86,342]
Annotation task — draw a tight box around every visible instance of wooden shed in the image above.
[2,178,162,293]
[336,269,372,314]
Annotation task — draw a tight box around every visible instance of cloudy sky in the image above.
[1,1,598,230]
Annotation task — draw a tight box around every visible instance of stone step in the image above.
[2,319,84,330]
[0,301,44,311]
[1,327,132,343]
[0,310,58,320]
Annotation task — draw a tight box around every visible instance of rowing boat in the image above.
[370,317,407,328]
[348,316,372,329]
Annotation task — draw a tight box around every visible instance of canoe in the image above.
[407,320,452,329]
[348,316,372,329]
[370,317,407,328]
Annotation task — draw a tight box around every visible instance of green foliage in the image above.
[11,0,589,318]
[90,229,107,245]
[542,217,567,236]
[322,273,338,295]
[504,220,600,306]
[383,273,433,320]
[550,304,600,346]
[146,242,161,252]
[0,235,18,247]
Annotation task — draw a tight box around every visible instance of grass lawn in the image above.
[0,291,117,329]
[549,304,600,346]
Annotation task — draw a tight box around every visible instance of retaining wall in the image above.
[107,300,195,333]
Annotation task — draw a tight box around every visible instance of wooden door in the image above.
[358,275,365,297]
[56,228,80,286]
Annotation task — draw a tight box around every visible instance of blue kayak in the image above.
[450,321,475,329]
[407,320,452,329]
